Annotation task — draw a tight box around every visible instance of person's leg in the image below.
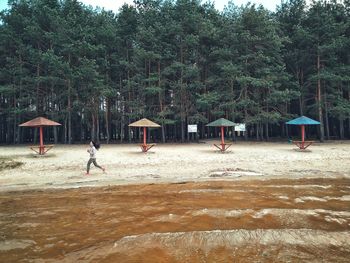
[86,158,93,174]
[92,159,105,172]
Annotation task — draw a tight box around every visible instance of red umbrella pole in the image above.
[39,126,44,155]
[221,126,225,151]
[143,127,147,151]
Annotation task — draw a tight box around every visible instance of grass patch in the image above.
[0,157,23,171]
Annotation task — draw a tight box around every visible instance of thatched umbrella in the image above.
[129,118,161,152]
[19,117,61,155]
[286,116,320,150]
[206,118,235,152]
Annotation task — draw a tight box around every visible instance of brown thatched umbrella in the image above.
[129,118,161,152]
[19,117,61,155]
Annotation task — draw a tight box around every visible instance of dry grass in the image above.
[0,157,23,171]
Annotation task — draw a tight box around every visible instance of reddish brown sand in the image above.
[1,178,349,262]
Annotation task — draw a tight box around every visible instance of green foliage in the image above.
[0,0,349,143]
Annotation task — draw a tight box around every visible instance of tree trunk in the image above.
[348,91,350,138]
[180,44,185,143]
[207,112,210,139]
[230,79,236,142]
[67,53,72,144]
[53,126,58,144]
[14,54,23,144]
[67,78,72,144]
[120,110,124,143]
[324,95,330,140]
[244,87,248,140]
[339,119,344,139]
[91,114,95,142]
[299,68,304,115]
[232,126,236,141]
[317,54,325,141]
[1,115,6,143]
[13,96,17,144]
[128,119,131,143]
[181,120,185,143]
[126,48,132,144]
[19,121,23,143]
[265,93,269,141]
[63,117,67,144]
[105,98,110,144]
[174,123,177,142]
[96,111,100,143]
[158,61,166,143]
[6,115,12,144]
[80,115,84,142]
[36,62,42,114]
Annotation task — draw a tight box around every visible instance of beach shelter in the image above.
[19,117,61,155]
[129,118,161,152]
[206,118,235,152]
[286,116,320,150]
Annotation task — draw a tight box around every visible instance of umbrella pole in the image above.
[221,126,225,151]
[143,127,147,152]
[301,125,305,149]
[39,126,44,155]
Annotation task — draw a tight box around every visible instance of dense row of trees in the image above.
[0,0,349,144]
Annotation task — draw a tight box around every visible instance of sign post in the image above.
[188,125,197,133]
[234,123,246,136]
[188,124,198,142]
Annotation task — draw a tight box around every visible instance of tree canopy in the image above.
[0,0,349,144]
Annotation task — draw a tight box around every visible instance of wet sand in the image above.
[0,178,349,262]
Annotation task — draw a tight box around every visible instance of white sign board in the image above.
[235,123,246,132]
[188,124,197,133]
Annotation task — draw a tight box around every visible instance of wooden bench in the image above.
[29,145,55,155]
[140,143,156,152]
[213,143,232,152]
[292,141,314,150]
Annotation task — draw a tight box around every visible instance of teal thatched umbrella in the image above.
[286,116,320,149]
[206,118,235,151]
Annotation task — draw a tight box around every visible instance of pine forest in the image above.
[0,0,349,144]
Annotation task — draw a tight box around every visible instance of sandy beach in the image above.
[0,141,349,191]
[1,141,350,262]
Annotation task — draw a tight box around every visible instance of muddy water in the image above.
[0,178,349,262]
